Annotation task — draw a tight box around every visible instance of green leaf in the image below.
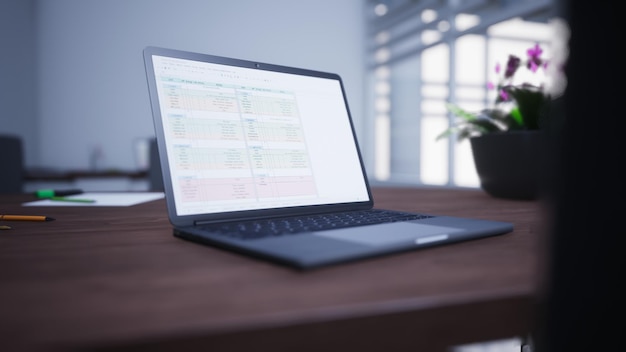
[445,102,477,122]
[438,102,513,142]
[435,128,457,141]
[505,86,549,130]
[510,107,523,126]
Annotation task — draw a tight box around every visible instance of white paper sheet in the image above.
[22,192,165,207]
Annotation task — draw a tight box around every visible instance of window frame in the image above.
[364,0,560,188]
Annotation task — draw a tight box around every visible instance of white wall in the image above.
[33,0,365,171]
[0,0,38,166]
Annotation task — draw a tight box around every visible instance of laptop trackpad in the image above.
[314,222,463,246]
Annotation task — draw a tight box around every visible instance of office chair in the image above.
[148,138,164,192]
[0,134,25,194]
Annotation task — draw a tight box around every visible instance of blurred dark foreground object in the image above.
[534,1,620,351]
[0,134,24,194]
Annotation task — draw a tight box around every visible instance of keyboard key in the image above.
[202,209,432,240]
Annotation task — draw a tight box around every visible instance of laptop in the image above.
[142,46,513,269]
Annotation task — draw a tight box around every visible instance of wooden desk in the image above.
[0,187,544,351]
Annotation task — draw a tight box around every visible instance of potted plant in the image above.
[437,43,566,200]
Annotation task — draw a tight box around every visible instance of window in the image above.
[365,0,566,188]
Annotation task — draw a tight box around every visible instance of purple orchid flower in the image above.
[526,43,543,71]
[504,55,520,79]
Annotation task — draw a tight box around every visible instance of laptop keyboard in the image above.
[201,209,433,240]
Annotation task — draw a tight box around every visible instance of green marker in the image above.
[35,189,83,198]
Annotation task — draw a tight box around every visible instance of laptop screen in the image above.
[146,49,371,218]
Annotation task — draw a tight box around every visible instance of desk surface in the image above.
[0,187,544,351]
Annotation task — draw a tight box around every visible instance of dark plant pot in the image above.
[470,131,545,200]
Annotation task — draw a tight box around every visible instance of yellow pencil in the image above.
[0,215,55,222]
